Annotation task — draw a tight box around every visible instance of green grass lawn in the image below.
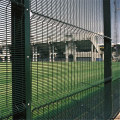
[31,61,104,107]
[0,61,120,119]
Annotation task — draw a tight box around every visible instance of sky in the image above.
[0,0,11,44]
[0,0,120,44]
[111,0,120,44]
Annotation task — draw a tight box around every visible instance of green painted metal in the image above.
[11,1,26,119]
[11,0,31,119]
[24,0,32,119]
[103,0,112,119]
[0,0,120,119]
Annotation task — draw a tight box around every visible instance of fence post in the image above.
[103,0,112,119]
[11,0,31,119]
[25,0,31,119]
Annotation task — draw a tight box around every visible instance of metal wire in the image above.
[0,0,12,119]
[30,0,107,119]
[0,0,120,120]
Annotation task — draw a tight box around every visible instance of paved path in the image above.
[114,113,120,120]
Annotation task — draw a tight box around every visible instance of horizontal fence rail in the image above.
[0,0,120,120]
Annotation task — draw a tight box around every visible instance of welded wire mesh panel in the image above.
[112,0,120,80]
[11,0,26,119]
[0,0,12,119]
[0,0,27,119]
[111,0,120,117]
[0,0,119,119]
[30,0,105,119]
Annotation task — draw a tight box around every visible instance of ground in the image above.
[115,113,120,120]
[0,61,120,119]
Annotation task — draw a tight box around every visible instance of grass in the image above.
[0,61,120,119]
[31,61,104,107]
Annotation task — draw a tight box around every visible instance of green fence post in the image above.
[11,0,31,119]
[103,0,112,119]
[25,0,32,120]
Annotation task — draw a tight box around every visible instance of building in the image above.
[0,34,105,62]
[31,34,103,62]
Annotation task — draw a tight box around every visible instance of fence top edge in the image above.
[31,10,112,40]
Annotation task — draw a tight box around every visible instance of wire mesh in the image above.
[30,0,105,119]
[0,0,27,119]
[0,0,120,120]
[111,0,120,118]
[0,0,12,119]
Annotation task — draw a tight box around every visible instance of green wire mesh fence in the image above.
[0,0,12,119]
[0,0,120,120]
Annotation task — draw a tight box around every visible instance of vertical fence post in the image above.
[11,0,31,119]
[103,0,112,119]
[25,0,31,120]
